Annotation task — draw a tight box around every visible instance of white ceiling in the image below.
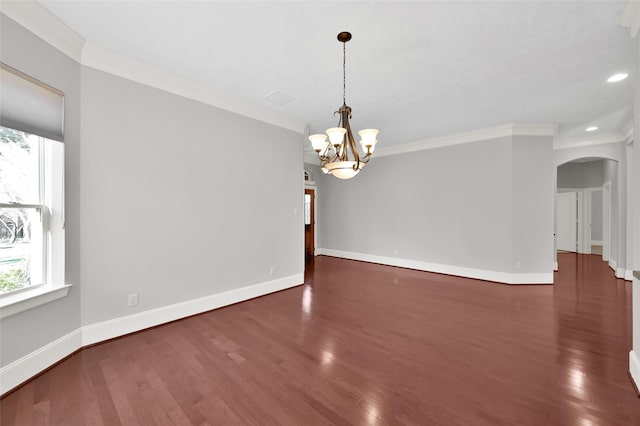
[37,1,635,148]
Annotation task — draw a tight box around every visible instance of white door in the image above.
[557,192,578,252]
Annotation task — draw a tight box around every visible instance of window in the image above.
[0,128,45,292]
[0,127,64,296]
[0,63,68,317]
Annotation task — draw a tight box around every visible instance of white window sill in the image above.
[0,284,72,319]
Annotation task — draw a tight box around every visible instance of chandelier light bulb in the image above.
[308,134,329,152]
[358,129,379,145]
[326,127,347,146]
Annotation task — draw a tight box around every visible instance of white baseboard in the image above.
[317,248,553,285]
[554,261,559,271]
[82,273,303,346]
[624,270,634,281]
[0,273,303,395]
[610,260,617,272]
[590,240,603,245]
[0,329,82,395]
[630,350,640,393]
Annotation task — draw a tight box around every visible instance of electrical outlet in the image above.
[128,293,138,307]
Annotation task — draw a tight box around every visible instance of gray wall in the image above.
[80,67,304,325]
[0,15,82,366]
[633,32,639,360]
[636,31,640,272]
[557,160,604,188]
[511,136,554,273]
[1,15,304,368]
[318,135,554,276]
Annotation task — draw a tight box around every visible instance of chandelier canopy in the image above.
[308,32,379,180]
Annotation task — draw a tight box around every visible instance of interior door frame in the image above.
[304,184,317,257]
[557,187,608,256]
[602,181,611,262]
[556,190,579,253]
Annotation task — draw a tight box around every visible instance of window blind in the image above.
[0,62,64,142]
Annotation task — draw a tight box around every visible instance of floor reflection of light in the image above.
[322,350,334,366]
[302,285,312,315]
[365,401,380,425]
[580,417,595,426]
[568,366,585,399]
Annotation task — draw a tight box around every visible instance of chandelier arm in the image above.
[318,145,337,162]
[346,128,358,161]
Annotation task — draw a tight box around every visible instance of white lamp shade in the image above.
[309,134,329,152]
[360,138,378,153]
[358,129,379,146]
[325,161,364,179]
[326,127,347,145]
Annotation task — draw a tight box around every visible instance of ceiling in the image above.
[37,1,635,149]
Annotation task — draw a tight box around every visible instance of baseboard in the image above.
[610,259,617,272]
[630,350,640,396]
[591,240,603,245]
[1,273,303,396]
[0,329,82,395]
[317,248,553,284]
[82,273,303,346]
[624,270,634,281]
[554,262,559,271]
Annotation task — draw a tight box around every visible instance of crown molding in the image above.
[0,1,85,62]
[1,1,305,134]
[618,1,640,38]
[373,123,557,158]
[553,131,629,150]
[81,44,306,134]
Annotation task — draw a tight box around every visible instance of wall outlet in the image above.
[269,266,275,276]
[128,293,138,307]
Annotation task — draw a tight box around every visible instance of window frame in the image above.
[0,134,69,318]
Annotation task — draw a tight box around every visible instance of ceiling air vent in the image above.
[262,90,295,106]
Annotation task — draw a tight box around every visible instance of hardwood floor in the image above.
[2,253,639,425]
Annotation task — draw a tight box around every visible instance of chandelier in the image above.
[308,32,379,179]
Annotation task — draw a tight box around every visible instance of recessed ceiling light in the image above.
[585,126,598,132]
[607,73,628,83]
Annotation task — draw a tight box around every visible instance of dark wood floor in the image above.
[2,253,639,425]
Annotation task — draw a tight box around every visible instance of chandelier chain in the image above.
[343,41,346,105]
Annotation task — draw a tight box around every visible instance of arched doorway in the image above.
[555,156,619,271]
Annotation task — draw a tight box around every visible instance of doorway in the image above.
[304,188,315,259]
[556,191,578,252]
